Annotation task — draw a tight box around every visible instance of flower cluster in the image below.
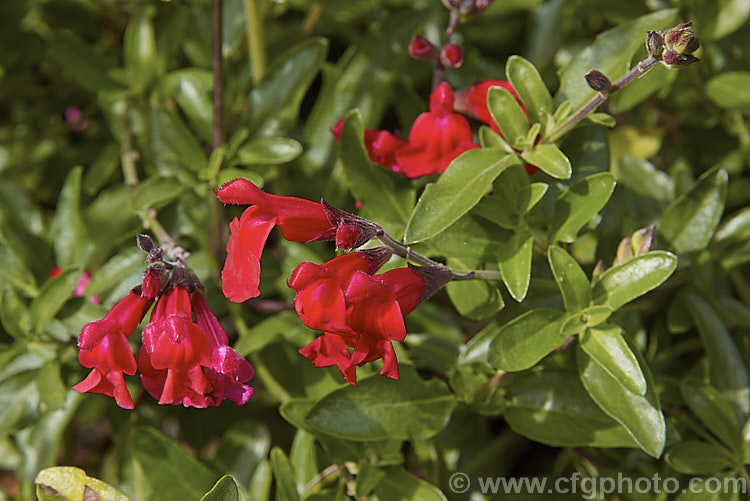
[217,179,452,384]
[73,240,253,409]
[332,80,533,178]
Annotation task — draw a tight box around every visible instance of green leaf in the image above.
[0,234,38,298]
[660,167,728,254]
[373,467,447,501]
[123,6,159,90]
[504,369,638,448]
[560,305,613,335]
[487,86,530,144]
[506,55,554,126]
[613,155,674,202]
[577,344,665,458]
[681,378,742,453]
[237,137,303,165]
[445,275,504,320]
[37,361,67,411]
[130,426,218,501]
[498,230,534,301]
[247,460,272,501]
[665,441,734,475]
[706,72,750,111]
[52,167,93,268]
[212,421,271,488]
[305,368,455,442]
[248,38,328,136]
[557,9,678,109]
[202,475,240,501]
[150,108,207,173]
[548,245,590,312]
[412,213,510,263]
[714,207,750,246]
[339,111,415,238]
[270,447,300,501]
[130,176,185,211]
[168,69,214,142]
[686,295,750,418]
[548,172,616,243]
[83,144,120,195]
[0,287,31,339]
[694,0,750,40]
[36,466,130,501]
[591,251,677,311]
[521,144,572,179]
[404,149,520,243]
[356,463,385,498]
[30,268,81,333]
[488,308,567,371]
[579,324,647,396]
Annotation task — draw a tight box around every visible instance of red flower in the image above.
[393,83,479,178]
[139,286,254,408]
[289,251,425,385]
[216,179,336,302]
[73,291,153,409]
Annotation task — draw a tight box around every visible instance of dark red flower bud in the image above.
[440,43,463,68]
[585,70,612,93]
[409,34,439,60]
[321,199,380,250]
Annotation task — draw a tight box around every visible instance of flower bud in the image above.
[335,224,361,250]
[585,70,612,93]
[663,21,699,55]
[631,224,656,255]
[646,31,664,59]
[661,50,700,68]
[409,34,438,60]
[440,43,463,68]
[320,199,380,249]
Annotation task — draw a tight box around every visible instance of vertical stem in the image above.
[212,0,223,149]
[431,8,461,90]
[243,0,266,85]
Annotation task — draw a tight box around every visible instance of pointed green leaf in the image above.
[681,378,742,453]
[506,55,554,125]
[168,70,214,142]
[521,144,572,179]
[202,475,240,501]
[339,111,415,238]
[686,295,750,417]
[0,287,31,339]
[305,368,455,442]
[706,72,750,111]
[36,466,130,501]
[666,441,734,475]
[446,277,504,320]
[487,86,530,144]
[504,369,639,448]
[52,167,93,268]
[248,460,272,501]
[123,6,159,89]
[488,308,567,371]
[591,251,677,311]
[577,344,665,458]
[237,137,303,165]
[270,447,299,501]
[478,125,515,154]
[548,245,590,312]
[498,230,534,301]
[405,149,520,243]
[131,176,185,211]
[580,324,647,396]
[548,172,616,243]
[150,108,207,173]
[660,167,728,254]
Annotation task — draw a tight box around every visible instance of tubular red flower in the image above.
[138,286,254,408]
[73,291,153,409]
[393,82,479,178]
[216,179,336,302]
[291,254,425,385]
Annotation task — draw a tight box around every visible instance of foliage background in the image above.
[2,0,750,499]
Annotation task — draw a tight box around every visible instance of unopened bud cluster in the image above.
[647,22,700,68]
[441,0,491,16]
[409,35,463,68]
[593,225,658,282]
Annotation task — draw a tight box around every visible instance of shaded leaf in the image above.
[488,308,567,371]
[548,172,616,243]
[506,55,554,126]
[548,245,590,312]
[521,144,571,179]
[579,324,647,396]
[498,230,534,301]
[487,86,530,144]
[591,251,677,311]
[665,441,734,475]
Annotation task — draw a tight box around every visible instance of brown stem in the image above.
[431,8,461,90]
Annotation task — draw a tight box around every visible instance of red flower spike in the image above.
[394,83,479,178]
[440,43,463,67]
[73,291,154,409]
[409,34,439,60]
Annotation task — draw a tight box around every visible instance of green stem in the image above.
[243,0,266,85]
[543,55,658,144]
[431,7,461,90]
[118,108,138,196]
[212,0,223,149]
[139,208,175,249]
